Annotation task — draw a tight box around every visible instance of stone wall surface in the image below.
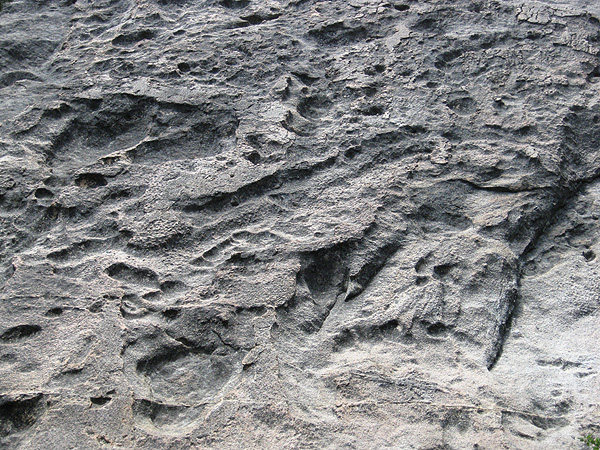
[0,0,599,448]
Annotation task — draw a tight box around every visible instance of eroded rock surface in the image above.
[1,0,599,447]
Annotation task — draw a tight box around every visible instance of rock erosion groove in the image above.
[1,0,600,448]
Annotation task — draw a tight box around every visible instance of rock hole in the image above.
[422,321,449,336]
[434,49,463,69]
[88,300,104,313]
[177,62,190,72]
[75,173,107,188]
[0,394,46,437]
[0,353,16,363]
[220,0,250,8]
[112,30,154,46]
[332,329,354,351]
[297,95,332,119]
[1,325,42,342]
[132,399,200,431]
[301,250,344,296]
[45,307,63,317]
[446,97,475,113]
[105,263,159,288]
[142,291,161,301]
[363,86,377,96]
[239,13,264,25]
[344,146,361,159]
[379,319,399,334]
[162,308,180,320]
[244,150,261,164]
[359,105,385,116]
[160,280,186,294]
[583,249,596,261]
[90,396,111,406]
[433,263,453,278]
[412,17,437,32]
[415,256,428,273]
[34,188,54,199]
[415,276,429,286]
[515,125,535,136]
[587,66,600,82]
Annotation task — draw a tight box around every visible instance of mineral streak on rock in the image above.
[1,0,599,448]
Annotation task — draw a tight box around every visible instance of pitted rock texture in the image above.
[1,0,600,448]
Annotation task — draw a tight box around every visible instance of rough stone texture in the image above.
[1,0,599,448]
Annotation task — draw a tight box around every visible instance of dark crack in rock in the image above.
[1,0,600,448]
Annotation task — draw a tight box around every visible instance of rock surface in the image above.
[1,0,600,448]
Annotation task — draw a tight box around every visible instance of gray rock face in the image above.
[1,0,599,447]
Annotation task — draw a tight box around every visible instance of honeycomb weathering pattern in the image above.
[0,0,599,447]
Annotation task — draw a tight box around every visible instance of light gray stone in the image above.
[0,0,599,448]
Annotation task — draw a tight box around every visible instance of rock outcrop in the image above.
[1,0,599,447]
